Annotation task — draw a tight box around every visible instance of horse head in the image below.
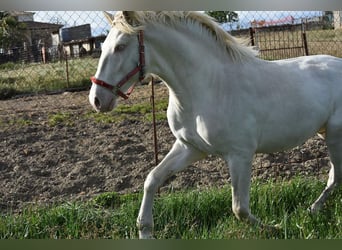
[89,11,145,112]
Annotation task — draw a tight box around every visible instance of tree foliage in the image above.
[205,11,239,23]
[0,11,26,49]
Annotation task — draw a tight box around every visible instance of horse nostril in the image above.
[94,97,101,109]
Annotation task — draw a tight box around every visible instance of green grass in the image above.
[1,98,168,129]
[1,177,341,239]
[48,112,75,127]
[0,117,33,128]
[0,57,97,99]
[115,98,168,122]
[85,98,168,124]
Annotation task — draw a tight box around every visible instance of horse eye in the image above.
[114,44,126,53]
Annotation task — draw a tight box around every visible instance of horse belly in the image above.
[256,73,336,152]
[256,129,316,153]
[256,106,329,153]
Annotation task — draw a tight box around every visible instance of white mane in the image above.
[110,11,257,62]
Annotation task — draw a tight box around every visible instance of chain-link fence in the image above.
[0,11,112,99]
[233,11,342,60]
[0,11,341,99]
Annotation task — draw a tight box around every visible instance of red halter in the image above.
[90,30,145,100]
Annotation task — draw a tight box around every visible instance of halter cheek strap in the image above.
[90,30,145,100]
[90,76,134,99]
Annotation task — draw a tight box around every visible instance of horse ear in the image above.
[103,11,114,26]
[122,11,136,24]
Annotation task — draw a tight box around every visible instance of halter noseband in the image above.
[90,30,145,100]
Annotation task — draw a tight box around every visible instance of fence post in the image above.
[64,49,70,88]
[302,21,309,56]
[249,27,255,46]
[150,77,159,166]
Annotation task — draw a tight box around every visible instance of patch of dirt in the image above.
[0,84,330,211]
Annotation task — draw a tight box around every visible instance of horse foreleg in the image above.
[224,153,260,225]
[137,140,205,239]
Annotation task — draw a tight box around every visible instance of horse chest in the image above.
[167,108,236,154]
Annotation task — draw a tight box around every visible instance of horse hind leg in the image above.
[310,119,342,213]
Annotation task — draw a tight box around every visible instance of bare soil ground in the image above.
[0,84,330,211]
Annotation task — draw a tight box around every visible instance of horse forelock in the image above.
[112,11,257,62]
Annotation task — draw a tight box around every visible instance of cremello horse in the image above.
[89,11,342,238]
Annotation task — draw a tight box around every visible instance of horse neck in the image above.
[144,23,227,95]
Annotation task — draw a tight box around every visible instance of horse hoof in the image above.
[259,222,282,234]
[138,229,154,239]
[139,234,155,239]
[308,203,321,214]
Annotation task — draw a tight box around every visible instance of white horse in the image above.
[89,11,342,238]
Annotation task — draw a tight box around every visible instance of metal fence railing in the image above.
[232,11,342,60]
[0,11,341,99]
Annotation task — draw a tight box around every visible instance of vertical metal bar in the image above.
[150,77,159,166]
[249,27,255,46]
[64,50,70,88]
[302,21,309,56]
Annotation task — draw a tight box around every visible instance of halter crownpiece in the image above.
[90,30,145,100]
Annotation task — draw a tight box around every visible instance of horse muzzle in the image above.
[89,83,117,112]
